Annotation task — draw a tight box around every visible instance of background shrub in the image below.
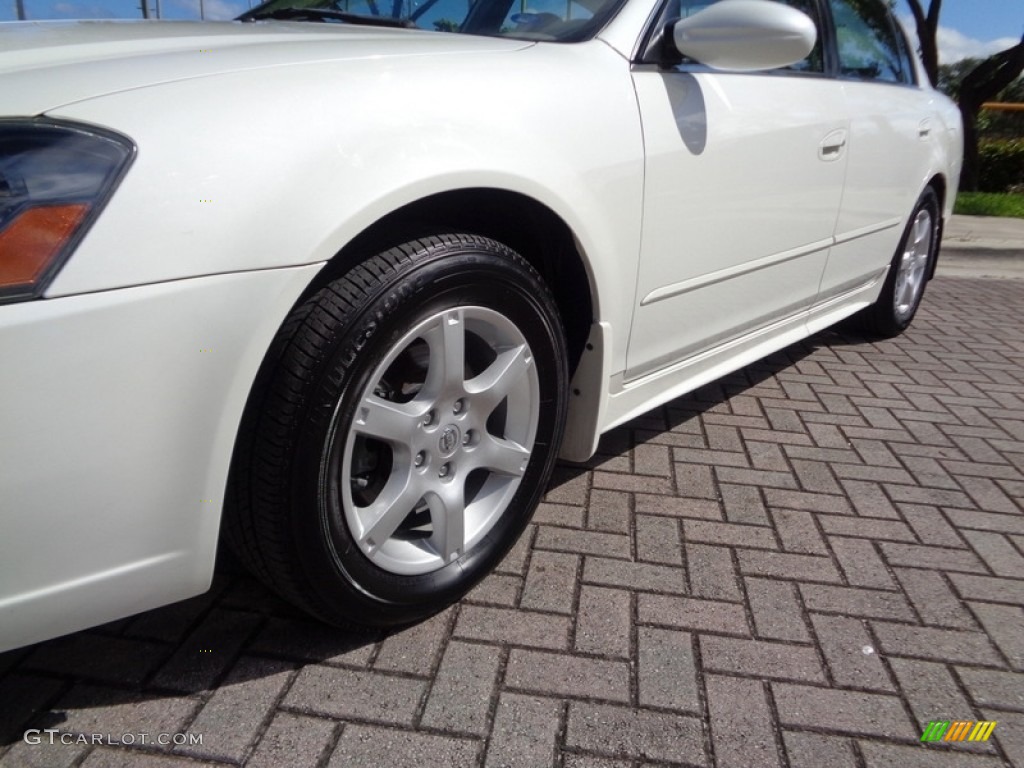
[978,138,1024,192]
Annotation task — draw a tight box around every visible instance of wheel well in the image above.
[927,175,947,280]
[928,174,946,212]
[301,188,595,372]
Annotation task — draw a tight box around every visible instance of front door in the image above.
[626,0,848,379]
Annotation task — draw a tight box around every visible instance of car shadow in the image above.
[563,326,846,456]
[0,325,874,749]
[0,545,384,748]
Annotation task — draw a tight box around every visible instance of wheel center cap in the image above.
[438,424,462,457]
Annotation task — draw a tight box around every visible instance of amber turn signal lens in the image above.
[0,204,90,289]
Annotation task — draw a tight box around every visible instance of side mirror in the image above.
[670,0,817,72]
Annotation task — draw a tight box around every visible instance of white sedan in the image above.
[0,0,961,651]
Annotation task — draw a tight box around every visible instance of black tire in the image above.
[851,188,941,338]
[225,234,568,628]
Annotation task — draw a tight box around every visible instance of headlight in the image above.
[0,119,134,304]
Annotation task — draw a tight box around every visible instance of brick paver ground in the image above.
[2,275,1023,768]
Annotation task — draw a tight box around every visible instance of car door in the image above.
[626,0,849,380]
[816,0,938,301]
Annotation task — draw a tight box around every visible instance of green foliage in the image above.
[1004,77,1024,103]
[432,17,459,30]
[937,59,981,99]
[937,66,1023,141]
[955,192,1024,218]
[976,107,1024,141]
[939,63,1023,104]
[977,138,1024,192]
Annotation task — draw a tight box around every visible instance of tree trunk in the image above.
[906,0,942,87]
[960,104,980,191]
[958,37,1024,191]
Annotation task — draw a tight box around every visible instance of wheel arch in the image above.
[226,186,608,522]
[297,187,598,376]
[924,173,947,280]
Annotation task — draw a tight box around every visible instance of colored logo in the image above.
[921,721,997,743]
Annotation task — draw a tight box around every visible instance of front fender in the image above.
[46,42,645,383]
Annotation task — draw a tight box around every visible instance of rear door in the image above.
[816,0,939,302]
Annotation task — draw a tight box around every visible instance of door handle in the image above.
[819,129,848,162]
[919,119,933,139]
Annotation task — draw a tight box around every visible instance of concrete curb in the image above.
[941,247,1024,260]
[939,214,1024,278]
[944,214,1024,256]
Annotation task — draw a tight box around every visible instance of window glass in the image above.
[676,0,716,16]
[243,0,624,41]
[893,18,918,84]
[780,0,824,73]
[674,0,824,73]
[498,0,595,38]
[829,0,909,83]
[408,0,472,31]
[335,0,470,26]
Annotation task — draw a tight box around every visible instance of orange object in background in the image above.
[982,102,1024,112]
[0,204,88,288]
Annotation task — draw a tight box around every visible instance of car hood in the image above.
[0,20,532,115]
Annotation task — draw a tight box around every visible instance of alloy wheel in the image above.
[339,306,540,575]
[893,209,934,322]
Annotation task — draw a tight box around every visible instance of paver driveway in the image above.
[1,275,1023,768]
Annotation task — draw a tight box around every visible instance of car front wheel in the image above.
[226,234,568,628]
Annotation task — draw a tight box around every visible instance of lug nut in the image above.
[453,399,465,414]
[422,409,436,427]
[414,451,426,468]
[439,463,451,478]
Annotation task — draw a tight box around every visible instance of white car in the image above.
[0,0,961,651]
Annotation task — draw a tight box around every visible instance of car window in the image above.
[893,16,919,85]
[498,0,595,39]
[829,0,910,83]
[408,0,473,31]
[241,0,624,40]
[673,0,825,74]
[328,0,469,28]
